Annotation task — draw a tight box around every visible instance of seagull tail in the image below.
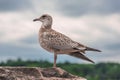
[86,47,101,52]
[68,52,94,63]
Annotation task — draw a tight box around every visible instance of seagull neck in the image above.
[41,22,52,29]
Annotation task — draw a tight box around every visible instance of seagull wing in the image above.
[69,52,94,63]
[45,29,80,50]
[44,29,101,53]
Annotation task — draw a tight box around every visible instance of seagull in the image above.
[33,14,101,67]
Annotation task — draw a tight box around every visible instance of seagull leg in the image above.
[53,52,57,68]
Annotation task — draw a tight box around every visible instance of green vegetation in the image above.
[0,59,120,80]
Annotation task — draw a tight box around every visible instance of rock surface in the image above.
[0,67,87,80]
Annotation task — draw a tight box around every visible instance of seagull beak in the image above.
[33,18,40,22]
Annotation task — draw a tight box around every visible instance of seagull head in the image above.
[33,14,53,29]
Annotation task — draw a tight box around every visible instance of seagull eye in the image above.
[42,15,46,18]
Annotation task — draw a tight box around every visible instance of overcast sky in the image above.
[0,0,120,63]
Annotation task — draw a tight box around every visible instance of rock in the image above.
[0,67,87,80]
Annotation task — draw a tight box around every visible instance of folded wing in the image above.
[69,52,94,63]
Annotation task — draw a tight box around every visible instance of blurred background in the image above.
[0,0,120,80]
[0,0,120,63]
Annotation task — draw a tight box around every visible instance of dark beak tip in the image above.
[33,19,36,22]
[33,19,39,22]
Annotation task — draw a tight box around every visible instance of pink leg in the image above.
[53,52,57,67]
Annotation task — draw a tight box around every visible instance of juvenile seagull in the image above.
[33,14,101,67]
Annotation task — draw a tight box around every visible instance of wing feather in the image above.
[69,52,94,63]
[47,30,79,50]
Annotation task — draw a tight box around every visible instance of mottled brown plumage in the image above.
[33,14,101,67]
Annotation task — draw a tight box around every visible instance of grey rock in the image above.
[0,67,87,80]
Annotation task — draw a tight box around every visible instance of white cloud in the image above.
[0,12,120,48]
[0,12,38,43]
[52,14,120,43]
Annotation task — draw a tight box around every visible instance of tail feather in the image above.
[69,52,94,63]
[86,47,101,52]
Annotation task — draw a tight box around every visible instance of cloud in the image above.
[0,42,49,61]
[0,12,38,43]
[0,0,32,12]
[104,42,120,50]
[20,34,38,45]
[55,0,120,17]
[0,42,88,63]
